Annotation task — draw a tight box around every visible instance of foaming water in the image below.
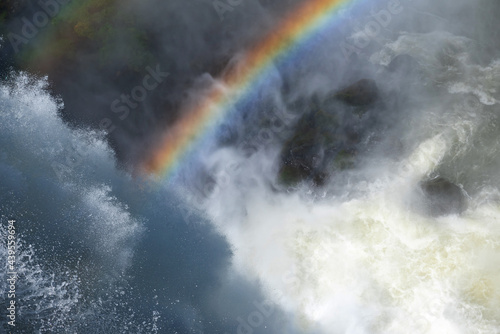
[0,72,260,333]
[202,130,500,333]
[0,228,81,332]
[2,1,500,333]
[194,29,500,334]
[0,74,153,332]
[0,73,143,273]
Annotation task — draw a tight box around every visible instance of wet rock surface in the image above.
[333,79,379,106]
[420,177,467,216]
[278,109,337,186]
[277,78,381,187]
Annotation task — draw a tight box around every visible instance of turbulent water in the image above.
[198,57,500,333]
[2,0,500,333]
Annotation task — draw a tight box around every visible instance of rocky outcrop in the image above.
[278,109,335,186]
[420,177,466,216]
[278,108,360,186]
[277,79,383,187]
[334,79,379,106]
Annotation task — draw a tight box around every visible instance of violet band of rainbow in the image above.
[143,0,357,178]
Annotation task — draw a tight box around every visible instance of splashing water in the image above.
[2,1,500,333]
[194,30,500,334]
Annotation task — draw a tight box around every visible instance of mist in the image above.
[1,0,500,333]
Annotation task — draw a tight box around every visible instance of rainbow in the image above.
[143,0,359,178]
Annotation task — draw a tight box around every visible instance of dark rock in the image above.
[334,79,379,106]
[332,149,357,170]
[277,105,362,186]
[278,110,325,186]
[277,78,383,187]
[420,177,466,216]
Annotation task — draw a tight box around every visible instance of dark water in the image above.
[1,0,500,333]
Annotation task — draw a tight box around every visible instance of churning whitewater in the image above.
[1,0,500,333]
[188,30,500,333]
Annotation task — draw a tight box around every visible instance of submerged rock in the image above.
[332,148,357,170]
[420,177,466,216]
[277,107,360,186]
[278,110,330,186]
[277,78,382,187]
[334,79,379,106]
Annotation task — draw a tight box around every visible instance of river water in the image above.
[1,0,500,333]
